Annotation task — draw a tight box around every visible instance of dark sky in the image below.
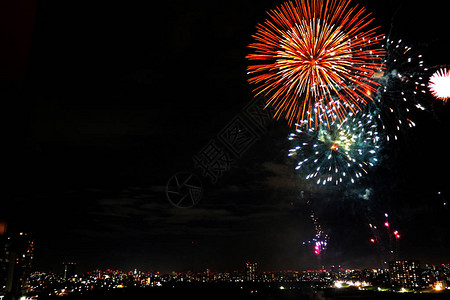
[2,0,449,274]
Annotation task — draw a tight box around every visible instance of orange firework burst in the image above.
[247,0,385,127]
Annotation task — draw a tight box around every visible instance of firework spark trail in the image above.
[247,0,385,127]
[301,192,329,256]
[371,39,428,142]
[368,213,401,263]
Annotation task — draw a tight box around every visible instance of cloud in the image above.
[76,179,310,243]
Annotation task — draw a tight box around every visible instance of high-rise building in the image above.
[0,220,9,298]
[0,224,34,300]
[389,260,420,288]
[63,262,77,279]
[245,262,257,282]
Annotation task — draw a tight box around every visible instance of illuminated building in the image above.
[0,221,8,298]
[442,264,450,283]
[389,260,420,288]
[63,262,76,279]
[245,262,257,282]
[0,225,34,300]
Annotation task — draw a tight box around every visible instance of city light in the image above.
[20,261,450,297]
[3,228,450,299]
[433,281,446,291]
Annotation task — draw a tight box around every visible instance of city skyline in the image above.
[2,227,447,299]
[27,260,450,276]
[2,0,449,279]
[24,260,450,298]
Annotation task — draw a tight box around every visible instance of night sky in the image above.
[2,0,449,274]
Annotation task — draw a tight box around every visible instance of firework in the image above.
[372,39,428,141]
[302,193,329,256]
[368,213,401,261]
[247,0,385,127]
[428,68,450,102]
[288,111,381,185]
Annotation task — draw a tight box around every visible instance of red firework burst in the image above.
[247,0,385,127]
